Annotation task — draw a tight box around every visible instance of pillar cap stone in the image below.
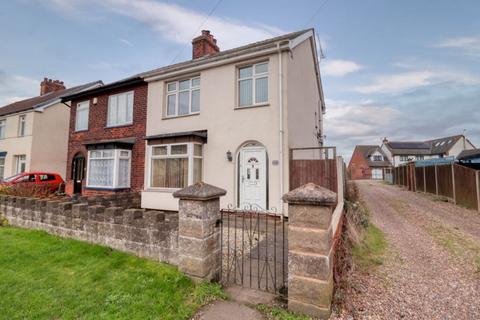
[283,183,337,206]
[173,182,226,201]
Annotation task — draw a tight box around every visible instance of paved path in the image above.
[339,181,480,319]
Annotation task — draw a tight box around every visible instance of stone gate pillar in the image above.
[173,182,226,282]
[283,183,337,319]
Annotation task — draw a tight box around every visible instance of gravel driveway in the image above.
[336,180,480,320]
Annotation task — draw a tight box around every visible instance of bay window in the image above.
[86,149,131,189]
[166,77,200,117]
[108,91,134,127]
[149,143,202,189]
[238,62,268,107]
[75,101,89,131]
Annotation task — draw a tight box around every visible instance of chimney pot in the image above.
[192,30,220,59]
[40,77,66,95]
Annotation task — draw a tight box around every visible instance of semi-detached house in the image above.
[0,78,101,180]
[63,29,325,213]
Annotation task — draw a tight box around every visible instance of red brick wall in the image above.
[348,148,372,180]
[66,83,147,195]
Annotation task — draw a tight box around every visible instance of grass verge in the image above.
[351,223,387,271]
[257,304,310,320]
[427,224,480,273]
[0,226,225,319]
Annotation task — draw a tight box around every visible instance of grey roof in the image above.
[0,80,102,117]
[355,145,392,167]
[426,135,463,155]
[139,29,311,79]
[385,141,431,155]
[145,130,208,141]
[457,149,480,161]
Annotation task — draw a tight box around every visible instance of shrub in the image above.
[0,184,62,199]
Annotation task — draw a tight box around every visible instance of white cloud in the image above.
[354,69,480,94]
[321,59,363,77]
[44,0,284,50]
[119,38,133,47]
[434,36,480,56]
[0,72,38,106]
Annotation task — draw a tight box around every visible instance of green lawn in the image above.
[0,226,224,320]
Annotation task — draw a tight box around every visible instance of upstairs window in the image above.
[0,120,5,139]
[86,149,131,189]
[75,101,89,131]
[18,115,26,137]
[372,155,383,161]
[108,91,134,127]
[166,77,200,117]
[238,62,268,107]
[399,155,410,162]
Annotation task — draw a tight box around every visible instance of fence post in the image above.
[283,183,337,319]
[173,182,226,282]
[423,166,426,193]
[476,170,480,212]
[434,165,439,195]
[451,164,457,204]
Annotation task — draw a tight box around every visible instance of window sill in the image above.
[143,187,179,193]
[85,186,130,191]
[74,129,88,133]
[162,112,200,120]
[235,103,270,110]
[105,123,134,129]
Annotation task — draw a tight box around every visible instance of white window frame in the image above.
[0,156,5,179]
[86,149,131,189]
[237,61,269,108]
[18,115,26,137]
[165,77,200,118]
[75,101,90,131]
[372,155,383,161]
[107,91,134,127]
[0,119,5,139]
[147,142,203,190]
[15,155,27,174]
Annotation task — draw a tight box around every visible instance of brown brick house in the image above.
[62,77,147,196]
[348,145,392,180]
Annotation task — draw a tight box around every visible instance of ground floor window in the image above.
[148,143,202,189]
[0,157,4,179]
[371,168,383,180]
[15,155,26,174]
[86,149,131,189]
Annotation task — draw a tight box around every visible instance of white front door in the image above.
[239,146,267,210]
[371,168,383,180]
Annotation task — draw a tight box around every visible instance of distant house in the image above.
[457,149,480,164]
[0,78,102,180]
[381,135,476,167]
[348,145,392,180]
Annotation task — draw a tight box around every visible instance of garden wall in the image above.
[0,193,179,265]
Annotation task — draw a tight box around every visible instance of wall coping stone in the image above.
[283,183,337,206]
[173,182,226,201]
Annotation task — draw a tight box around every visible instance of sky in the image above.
[1,0,479,160]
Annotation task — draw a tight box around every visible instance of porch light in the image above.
[226,150,232,162]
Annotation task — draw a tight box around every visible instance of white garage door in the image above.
[372,168,383,180]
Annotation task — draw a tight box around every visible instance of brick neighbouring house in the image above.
[62,77,147,196]
[348,145,392,180]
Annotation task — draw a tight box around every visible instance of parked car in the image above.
[1,172,65,192]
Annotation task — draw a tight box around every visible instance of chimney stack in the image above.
[382,137,389,144]
[40,78,66,95]
[192,30,220,59]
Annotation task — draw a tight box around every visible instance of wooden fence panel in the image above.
[425,166,436,194]
[290,159,337,192]
[415,167,424,191]
[436,165,453,198]
[454,164,478,210]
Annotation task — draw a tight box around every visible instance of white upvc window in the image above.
[75,101,89,131]
[107,91,134,127]
[148,143,202,189]
[86,149,131,189]
[15,155,26,174]
[166,77,200,117]
[0,156,5,179]
[238,62,268,107]
[0,120,5,139]
[18,115,26,137]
